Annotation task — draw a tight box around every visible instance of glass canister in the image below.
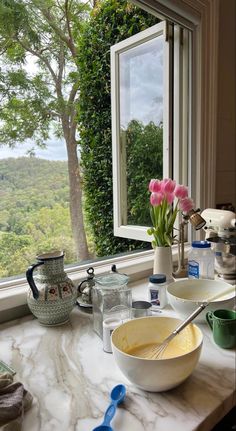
[92,271,131,338]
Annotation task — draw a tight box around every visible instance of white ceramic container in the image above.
[167,279,235,322]
[111,316,203,392]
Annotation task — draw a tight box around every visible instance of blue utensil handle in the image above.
[102,402,116,426]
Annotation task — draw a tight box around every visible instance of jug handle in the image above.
[26,262,44,300]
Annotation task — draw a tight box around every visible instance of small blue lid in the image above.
[192,241,211,248]
[149,274,166,284]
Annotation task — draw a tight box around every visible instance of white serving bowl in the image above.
[111,316,203,392]
[167,279,235,322]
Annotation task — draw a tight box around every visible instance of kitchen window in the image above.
[0,0,219,319]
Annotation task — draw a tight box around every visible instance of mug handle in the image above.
[206,311,214,330]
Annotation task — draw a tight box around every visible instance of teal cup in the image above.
[206,309,236,349]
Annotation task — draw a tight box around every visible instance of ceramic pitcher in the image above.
[26,250,77,326]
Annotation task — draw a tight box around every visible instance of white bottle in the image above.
[188,241,215,279]
[148,274,167,309]
[102,317,122,353]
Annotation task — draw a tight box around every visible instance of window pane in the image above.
[119,35,164,227]
[0,4,160,281]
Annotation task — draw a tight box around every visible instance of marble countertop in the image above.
[0,280,235,431]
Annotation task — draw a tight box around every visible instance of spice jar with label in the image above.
[92,267,131,338]
[148,274,168,309]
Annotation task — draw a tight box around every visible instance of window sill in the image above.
[0,245,183,317]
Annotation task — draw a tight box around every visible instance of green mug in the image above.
[206,309,236,349]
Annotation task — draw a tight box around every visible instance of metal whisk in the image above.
[144,284,236,360]
[145,303,207,359]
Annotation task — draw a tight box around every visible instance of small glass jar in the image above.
[92,271,131,338]
[188,241,215,279]
[148,274,167,309]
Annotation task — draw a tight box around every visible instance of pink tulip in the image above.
[150,192,163,206]
[174,184,188,199]
[149,179,162,193]
[179,197,194,213]
[161,178,176,194]
[148,177,195,246]
[166,192,175,205]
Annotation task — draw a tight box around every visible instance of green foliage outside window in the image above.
[0,158,75,278]
[77,0,159,256]
[125,120,163,226]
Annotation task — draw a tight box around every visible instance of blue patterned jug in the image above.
[26,251,77,326]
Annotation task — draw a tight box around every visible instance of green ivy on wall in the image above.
[77,0,159,256]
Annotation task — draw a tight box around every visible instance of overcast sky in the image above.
[120,35,163,129]
[0,138,68,161]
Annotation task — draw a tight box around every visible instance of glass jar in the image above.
[92,271,131,338]
[188,241,215,279]
[148,274,167,309]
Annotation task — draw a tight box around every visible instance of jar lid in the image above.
[192,241,211,248]
[94,272,129,289]
[149,274,166,284]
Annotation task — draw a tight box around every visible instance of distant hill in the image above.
[0,156,69,191]
[0,157,75,277]
[0,157,69,211]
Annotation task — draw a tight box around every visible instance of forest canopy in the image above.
[0,158,76,277]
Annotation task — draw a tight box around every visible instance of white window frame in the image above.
[111,21,173,242]
[111,20,192,243]
[111,0,219,243]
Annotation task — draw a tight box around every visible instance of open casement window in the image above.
[111,21,190,242]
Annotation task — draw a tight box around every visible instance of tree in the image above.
[0,0,90,261]
[0,232,33,277]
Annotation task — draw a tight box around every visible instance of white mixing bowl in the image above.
[167,279,235,322]
[111,316,203,392]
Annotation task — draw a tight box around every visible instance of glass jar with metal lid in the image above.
[92,267,131,338]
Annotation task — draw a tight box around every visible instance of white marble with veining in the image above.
[0,280,235,431]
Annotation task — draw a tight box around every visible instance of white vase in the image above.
[153,246,174,283]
